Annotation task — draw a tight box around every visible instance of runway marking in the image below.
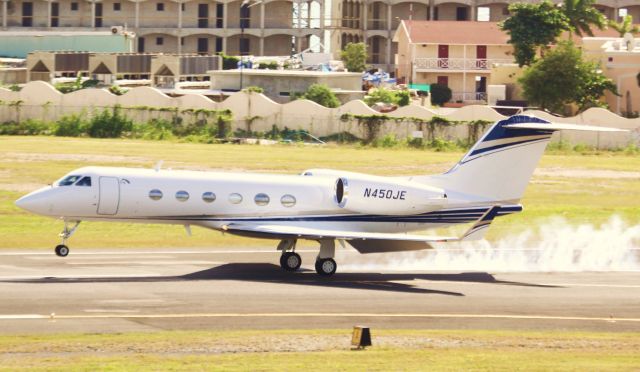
[0,313,637,323]
[0,250,317,256]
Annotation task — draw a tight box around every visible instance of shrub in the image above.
[54,114,87,137]
[257,61,278,70]
[364,88,397,106]
[300,84,340,108]
[109,85,126,96]
[0,119,51,135]
[87,106,133,138]
[430,84,452,106]
[395,90,411,107]
[218,53,240,70]
[243,86,264,93]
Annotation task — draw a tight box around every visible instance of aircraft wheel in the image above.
[280,252,302,271]
[315,258,337,276]
[55,244,69,257]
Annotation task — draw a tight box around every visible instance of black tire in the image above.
[280,252,301,271]
[315,258,337,276]
[55,244,69,257]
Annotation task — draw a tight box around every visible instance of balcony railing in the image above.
[414,58,513,71]
[451,92,487,103]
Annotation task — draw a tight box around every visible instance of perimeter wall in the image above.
[1,81,639,148]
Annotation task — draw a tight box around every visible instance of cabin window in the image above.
[228,193,243,204]
[175,190,189,202]
[58,175,81,186]
[149,189,163,200]
[75,176,92,186]
[202,192,216,203]
[280,194,296,207]
[254,193,270,206]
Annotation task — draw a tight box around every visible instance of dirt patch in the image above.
[535,168,640,179]
[3,153,151,164]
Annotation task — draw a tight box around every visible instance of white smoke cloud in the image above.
[339,216,640,272]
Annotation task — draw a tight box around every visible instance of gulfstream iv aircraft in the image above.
[15,115,623,276]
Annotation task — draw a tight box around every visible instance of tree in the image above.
[363,88,411,107]
[500,1,570,66]
[609,15,640,37]
[300,84,341,108]
[340,42,367,72]
[429,84,452,106]
[519,42,618,114]
[561,0,606,38]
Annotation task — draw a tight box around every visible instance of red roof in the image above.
[402,21,510,45]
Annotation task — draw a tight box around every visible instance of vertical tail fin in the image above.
[414,115,555,203]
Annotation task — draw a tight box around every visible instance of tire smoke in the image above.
[339,216,640,272]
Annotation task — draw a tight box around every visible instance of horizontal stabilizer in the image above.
[460,206,500,241]
[504,123,627,132]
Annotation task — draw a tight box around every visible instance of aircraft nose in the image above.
[15,188,51,215]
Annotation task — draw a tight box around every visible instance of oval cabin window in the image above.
[149,189,163,201]
[280,194,296,207]
[202,192,216,203]
[175,190,189,202]
[228,193,243,204]
[254,193,270,206]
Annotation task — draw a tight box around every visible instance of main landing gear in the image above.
[276,238,338,276]
[55,220,80,257]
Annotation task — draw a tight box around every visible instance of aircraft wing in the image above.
[223,206,500,253]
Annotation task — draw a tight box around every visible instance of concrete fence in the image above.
[1,81,639,148]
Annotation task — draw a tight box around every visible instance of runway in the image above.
[0,248,639,334]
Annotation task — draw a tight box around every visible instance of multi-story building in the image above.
[0,0,327,56]
[331,0,640,70]
[394,20,512,103]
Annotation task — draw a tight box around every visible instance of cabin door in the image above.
[97,177,120,215]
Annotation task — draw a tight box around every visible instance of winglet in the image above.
[460,206,500,241]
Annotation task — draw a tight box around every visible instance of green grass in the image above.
[1,136,639,249]
[0,329,638,371]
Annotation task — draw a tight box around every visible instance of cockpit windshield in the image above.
[57,175,82,186]
[76,176,92,186]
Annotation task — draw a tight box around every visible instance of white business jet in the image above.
[15,115,623,276]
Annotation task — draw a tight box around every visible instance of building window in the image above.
[181,3,185,11]
[254,193,270,206]
[202,192,216,203]
[280,194,296,207]
[175,190,189,202]
[228,193,243,204]
[157,2,164,11]
[113,2,121,11]
[149,189,163,201]
[156,37,164,45]
[240,5,250,28]
[70,2,78,11]
[240,37,250,55]
[180,37,184,46]
[215,37,223,53]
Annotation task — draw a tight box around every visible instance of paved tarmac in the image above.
[0,248,638,334]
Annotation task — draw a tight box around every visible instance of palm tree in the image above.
[609,15,640,37]
[561,0,607,37]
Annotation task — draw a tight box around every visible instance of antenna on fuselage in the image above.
[154,160,164,172]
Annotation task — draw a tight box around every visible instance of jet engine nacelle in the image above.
[334,175,447,215]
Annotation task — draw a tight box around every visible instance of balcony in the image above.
[414,57,513,71]
[451,92,487,104]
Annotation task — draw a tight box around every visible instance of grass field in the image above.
[1,136,639,249]
[0,329,638,371]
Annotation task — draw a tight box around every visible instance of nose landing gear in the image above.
[55,221,80,257]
